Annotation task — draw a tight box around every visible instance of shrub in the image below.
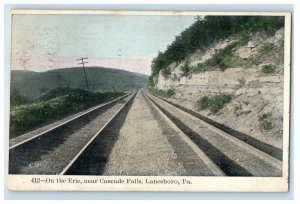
[197,94,232,114]
[209,95,232,113]
[193,62,215,73]
[193,35,250,73]
[260,112,273,130]
[149,88,175,98]
[260,42,277,55]
[10,88,124,137]
[166,89,175,97]
[197,96,210,110]
[161,68,171,78]
[261,64,276,74]
[250,42,277,65]
[181,61,190,75]
[148,74,158,88]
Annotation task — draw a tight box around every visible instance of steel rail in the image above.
[60,91,137,175]
[9,91,134,150]
[142,91,225,176]
[144,91,282,171]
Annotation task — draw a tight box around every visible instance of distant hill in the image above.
[11,67,148,100]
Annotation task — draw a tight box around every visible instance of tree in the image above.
[149,16,284,83]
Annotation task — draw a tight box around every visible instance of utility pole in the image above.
[77,57,90,90]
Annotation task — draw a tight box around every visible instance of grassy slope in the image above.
[10,87,124,138]
[11,67,148,100]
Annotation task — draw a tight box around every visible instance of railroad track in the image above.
[9,88,282,176]
[143,90,282,176]
[9,91,137,175]
[62,90,281,176]
[152,93,283,161]
[64,90,225,176]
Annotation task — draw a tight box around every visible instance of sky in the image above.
[11,14,195,75]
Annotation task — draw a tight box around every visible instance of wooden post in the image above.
[77,57,90,90]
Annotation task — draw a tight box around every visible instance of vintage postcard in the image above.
[8,10,291,192]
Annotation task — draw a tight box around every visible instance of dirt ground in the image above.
[102,91,186,176]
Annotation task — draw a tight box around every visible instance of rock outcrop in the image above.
[154,28,285,148]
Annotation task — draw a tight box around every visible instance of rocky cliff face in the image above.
[154,28,285,148]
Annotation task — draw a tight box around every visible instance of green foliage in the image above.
[193,34,251,73]
[11,67,148,101]
[197,94,232,114]
[197,96,210,109]
[236,33,251,46]
[10,88,124,137]
[150,16,284,82]
[161,68,172,78]
[221,55,248,68]
[260,112,273,130]
[149,88,175,98]
[180,61,190,75]
[249,42,277,65]
[261,64,276,74]
[260,42,277,54]
[192,40,277,73]
[10,89,28,107]
[166,89,175,97]
[148,75,156,87]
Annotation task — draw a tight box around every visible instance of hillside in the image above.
[10,87,124,137]
[149,16,285,149]
[149,16,284,85]
[11,67,148,101]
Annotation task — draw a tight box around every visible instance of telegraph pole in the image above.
[77,57,90,90]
